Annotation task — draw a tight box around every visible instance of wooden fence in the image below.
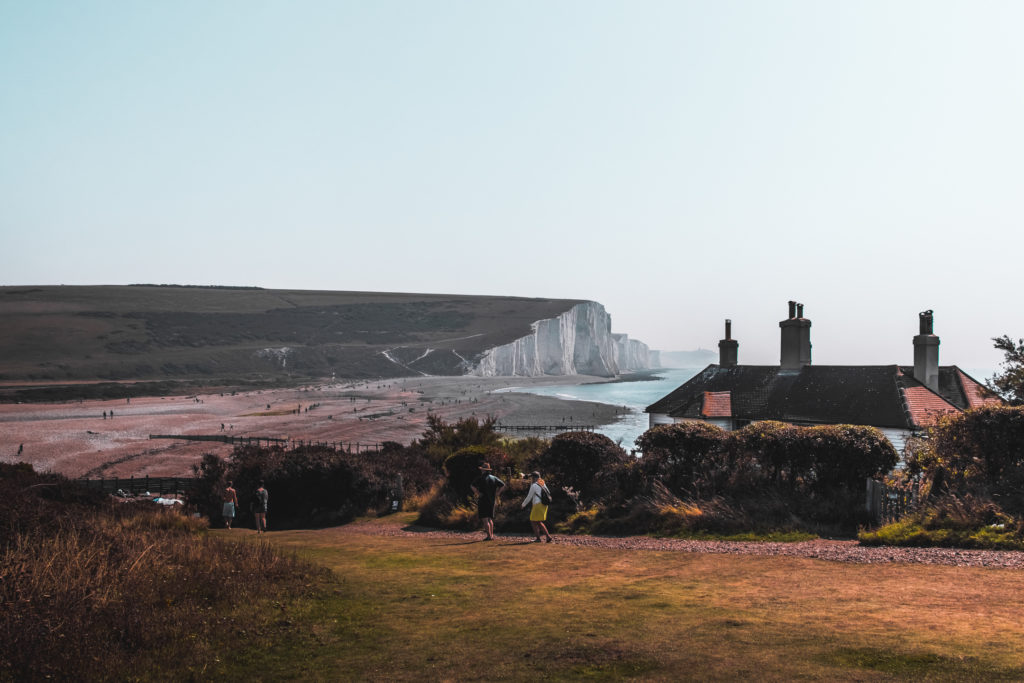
[77,476,199,496]
[865,478,918,523]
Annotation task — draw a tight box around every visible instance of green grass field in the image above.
[212,514,1024,681]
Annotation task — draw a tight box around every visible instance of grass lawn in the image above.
[213,514,1024,681]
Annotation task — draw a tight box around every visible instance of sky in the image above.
[2,1,1022,370]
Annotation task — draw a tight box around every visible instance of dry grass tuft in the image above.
[0,469,329,680]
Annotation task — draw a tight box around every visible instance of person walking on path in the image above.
[253,481,269,533]
[222,480,238,529]
[470,463,505,541]
[522,471,553,543]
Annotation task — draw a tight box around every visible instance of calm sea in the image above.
[499,368,701,449]
[501,365,997,450]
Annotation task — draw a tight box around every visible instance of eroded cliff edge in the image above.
[469,302,652,378]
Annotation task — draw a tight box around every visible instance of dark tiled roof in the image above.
[646,364,968,430]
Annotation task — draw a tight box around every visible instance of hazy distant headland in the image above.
[0,285,656,400]
[656,349,716,368]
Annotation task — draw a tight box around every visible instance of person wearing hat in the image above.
[521,471,553,543]
[470,462,506,541]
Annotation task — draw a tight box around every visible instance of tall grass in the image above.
[0,467,329,681]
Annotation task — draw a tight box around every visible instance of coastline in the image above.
[0,374,632,478]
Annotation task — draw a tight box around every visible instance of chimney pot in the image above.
[919,310,934,335]
[718,318,738,367]
[914,310,939,392]
[780,300,812,370]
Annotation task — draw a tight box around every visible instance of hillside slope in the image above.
[0,285,587,386]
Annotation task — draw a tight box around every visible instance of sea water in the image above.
[498,367,702,449]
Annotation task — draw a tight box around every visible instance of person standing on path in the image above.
[222,480,238,529]
[470,463,505,541]
[522,471,553,543]
[253,481,269,533]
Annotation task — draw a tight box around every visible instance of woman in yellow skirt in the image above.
[521,471,553,543]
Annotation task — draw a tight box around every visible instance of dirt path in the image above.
[337,518,1024,569]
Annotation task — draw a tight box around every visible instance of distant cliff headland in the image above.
[0,285,654,397]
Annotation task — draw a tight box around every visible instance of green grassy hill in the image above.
[0,285,584,392]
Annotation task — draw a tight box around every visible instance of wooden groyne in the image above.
[494,424,596,434]
[148,434,382,454]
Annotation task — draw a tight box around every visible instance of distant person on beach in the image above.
[222,480,238,529]
[18,443,23,455]
[470,463,505,541]
[253,481,269,533]
[522,471,553,543]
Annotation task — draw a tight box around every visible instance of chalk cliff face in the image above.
[613,334,652,372]
[470,302,651,377]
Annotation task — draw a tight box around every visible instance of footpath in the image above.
[339,517,1024,569]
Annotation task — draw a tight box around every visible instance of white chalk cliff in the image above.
[470,302,652,377]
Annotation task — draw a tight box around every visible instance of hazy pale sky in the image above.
[2,1,1021,369]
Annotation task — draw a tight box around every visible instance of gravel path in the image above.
[343,522,1024,569]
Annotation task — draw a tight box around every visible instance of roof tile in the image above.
[701,391,732,418]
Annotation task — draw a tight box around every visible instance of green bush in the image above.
[632,421,896,532]
[805,424,898,495]
[908,405,1024,514]
[191,441,442,529]
[443,445,512,502]
[530,431,630,503]
[417,414,501,466]
[0,465,328,681]
[635,422,730,498]
[859,496,1024,549]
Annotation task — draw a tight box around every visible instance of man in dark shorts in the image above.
[253,481,269,534]
[470,463,505,541]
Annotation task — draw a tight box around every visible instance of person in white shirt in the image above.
[521,471,553,543]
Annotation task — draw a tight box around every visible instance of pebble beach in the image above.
[0,375,629,478]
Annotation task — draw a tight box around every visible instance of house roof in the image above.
[898,365,1000,410]
[701,391,732,418]
[646,364,974,430]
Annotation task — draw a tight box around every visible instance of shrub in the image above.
[859,495,1024,549]
[530,431,629,503]
[908,405,1024,515]
[805,424,898,495]
[415,477,537,533]
[632,420,898,533]
[417,414,501,466]
[191,442,442,529]
[0,465,330,680]
[443,445,513,502]
[636,422,730,498]
[501,436,548,473]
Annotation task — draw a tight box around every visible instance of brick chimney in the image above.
[913,309,940,393]
[779,300,811,371]
[718,319,738,368]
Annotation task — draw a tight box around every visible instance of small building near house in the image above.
[644,302,1000,454]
